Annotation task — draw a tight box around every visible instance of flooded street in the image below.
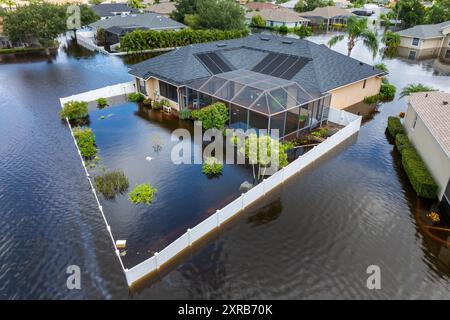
[0,33,449,299]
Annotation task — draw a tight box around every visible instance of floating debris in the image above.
[116,240,127,249]
[240,181,254,192]
[145,156,153,161]
[427,211,440,223]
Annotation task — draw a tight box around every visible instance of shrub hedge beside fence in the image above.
[120,28,249,52]
[391,126,437,199]
[387,116,404,138]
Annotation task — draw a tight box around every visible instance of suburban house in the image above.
[144,1,176,17]
[403,91,450,203]
[299,6,355,25]
[245,7,310,28]
[396,20,450,60]
[280,0,350,9]
[128,34,384,139]
[91,3,140,20]
[279,0,300,10]
[89,13,186,47]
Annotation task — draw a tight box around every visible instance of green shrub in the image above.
[73,127,97,159]
[363,94,379,104]
[143,98,152,106]
[179,108,192,120]
[191,102,229,130]
[152,100,162,110]
[60,100,88,120]
[379,83,396,101]
[120,28,249,52]
[293,25,312,38]
[202,157,223,176]
[395,133,411,153]
[128,183,157,205]
[251,14,266,27]
[94,170,129,199]
[96,98,108,109]
[128,92,145,102]
[401,147,438,199]
[278,25,289,34]
[387,116,404,138]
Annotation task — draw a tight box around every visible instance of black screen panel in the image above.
[252,52,277,73]
[208,52,232,73]
[270,56,298,77]
[279,57,310,80]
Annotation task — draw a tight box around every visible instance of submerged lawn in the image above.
[88,102,254,267]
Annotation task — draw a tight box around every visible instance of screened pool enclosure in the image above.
[179,69,331,139]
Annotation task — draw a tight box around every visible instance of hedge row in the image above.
[120,28,249,52]
[387,116,404,138]
[394,134,438,199]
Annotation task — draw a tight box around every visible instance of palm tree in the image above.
[327,16,378,57]
[399,83,436,99]
[0,0,16,10]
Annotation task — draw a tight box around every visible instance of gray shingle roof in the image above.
[129,34,384,94]
[91,4,140,18]
[396,20,450,39]
[89,12,186,31]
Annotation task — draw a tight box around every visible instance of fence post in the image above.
[262,179,266,195]
[216,210,220,227]
[187,228,192,246]
[241,193,245,209]
[155,252,159,270]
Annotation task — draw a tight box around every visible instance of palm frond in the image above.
[399,83,436,99]
[327,35,344,48]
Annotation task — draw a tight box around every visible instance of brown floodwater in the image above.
[0,35,449,299]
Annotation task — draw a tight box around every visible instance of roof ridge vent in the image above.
[260,36,270,41]
[216,43,227,47]
[443,101,448,105]
[282,39,293,44]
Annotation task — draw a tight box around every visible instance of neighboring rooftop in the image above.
[245,2,280,11]
[299,6,354,19]
[396,20,450,39]
[245,7,310,23]
[129,34,384,95]
[409,91,450,156]
[279,0,300,9]
[91,3,140,18]
[145,1,176,16]
[89,12,186,31]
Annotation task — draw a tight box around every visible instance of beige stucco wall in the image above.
[328,76,382,110]
[399,36,443,50]
[404,104,450,200]
[142,77,180,111]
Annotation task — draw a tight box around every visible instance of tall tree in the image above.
[424,0,450,24]
[327,16,378,57]
[294,0,335,13]
[393,0,425,28]
[400,84,436,98]
[171,0,198,23]
[195,0,245,30]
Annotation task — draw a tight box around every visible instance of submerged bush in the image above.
[128,183,157,205]
[387,116,404,138]
[202,157,223,176]
[73,127,97,159]
[128,92,145,102]
[60,100,88,120]
[363,94,379,104]
[191,102,229,130]
[401,146,438,199]
[143,98,152,107]
[94,170,129,199]
[395,134,411,154]
[179,108,192,120]
[96,98,108,109]
[379,83,396,101]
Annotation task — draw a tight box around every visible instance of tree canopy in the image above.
[172,0,245,30]
[3,2,98,49]
[294,0,335,13]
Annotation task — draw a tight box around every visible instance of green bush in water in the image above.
[202,157,223,176]
[73,127,97,159]
[128,183,157,205]
[60,100,88,120]
[94,169,129,199]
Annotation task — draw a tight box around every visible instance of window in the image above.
[363,79,367,89]
[412,113,418,129]
[412,38,419,46]
[159,80,178,102]
[408,50,416,60]
[446,49,450,59]
[138,79,147,95]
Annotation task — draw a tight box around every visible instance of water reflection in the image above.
[247,198,283,226]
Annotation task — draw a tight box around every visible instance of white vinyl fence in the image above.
[124,108,362,286]
[60,81,136,105]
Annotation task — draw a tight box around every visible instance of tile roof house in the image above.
[244,2,280,11]
[404,91,450,201]
[91,4,140,19]
[145,1,177,17]
[299,6,355,25]
[245,7,310,28]
[129,34,384,139]
[396,21,450,61]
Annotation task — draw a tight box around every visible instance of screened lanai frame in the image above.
[180,69,332,139]
[184,69,320,117]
